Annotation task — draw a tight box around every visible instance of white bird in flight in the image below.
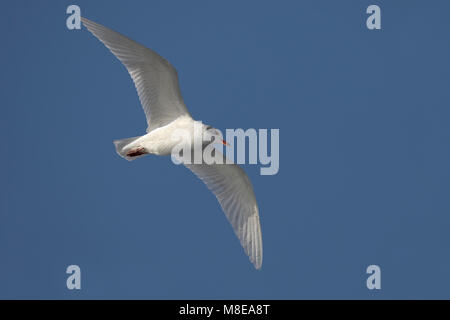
[81,17,263,269]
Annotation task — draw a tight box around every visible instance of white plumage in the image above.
[82,17,263,269]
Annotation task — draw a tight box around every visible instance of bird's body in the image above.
[82,17,263,269]
[116,115,196,158]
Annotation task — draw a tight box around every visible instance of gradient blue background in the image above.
[1,0,450,299]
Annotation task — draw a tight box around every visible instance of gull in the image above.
[81,17,263,269]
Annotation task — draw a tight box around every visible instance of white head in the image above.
[202,123,229,146]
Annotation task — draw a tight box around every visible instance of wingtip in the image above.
[80,16,97,30]
[80,17,91,30]
[252,256,263,270]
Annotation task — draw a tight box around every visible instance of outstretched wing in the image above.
[82,17,191,132]
[184,152,263,269]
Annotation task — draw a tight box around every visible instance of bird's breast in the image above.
[141,116,196,156]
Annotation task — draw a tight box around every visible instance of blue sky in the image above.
[1,0,450,299]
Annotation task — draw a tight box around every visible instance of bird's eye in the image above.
[206,125,212,130]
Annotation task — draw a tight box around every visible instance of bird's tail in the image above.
[113,136,149,161]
